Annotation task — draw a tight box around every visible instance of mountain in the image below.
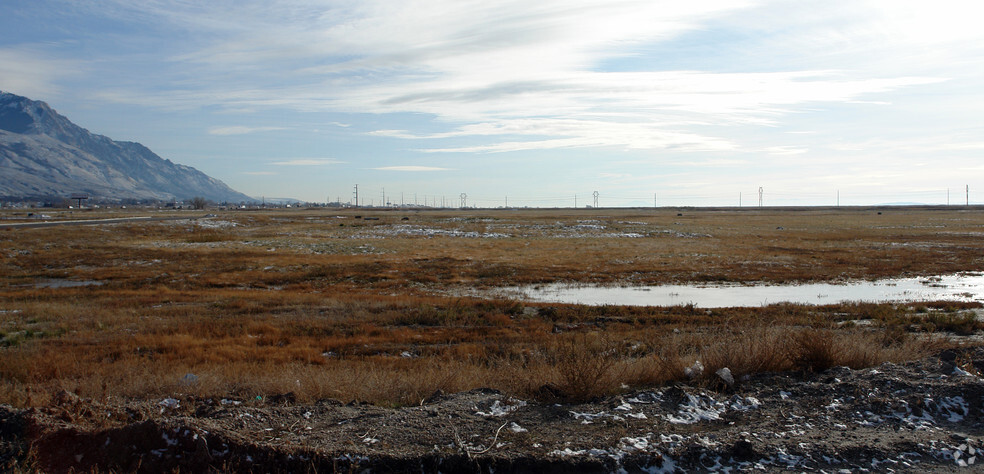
[0,91,253,203]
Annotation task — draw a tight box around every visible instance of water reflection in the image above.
[33,279,104,289]
[513,273,984,308]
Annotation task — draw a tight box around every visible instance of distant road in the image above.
[0,215,206,229]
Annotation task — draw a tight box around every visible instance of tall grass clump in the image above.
[539,333,622,402]
[699,326,795,378]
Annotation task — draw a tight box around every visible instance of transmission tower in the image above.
[460,193,467,208]
[353,184,359,207]
[758,187,763,207]
[592,191,599,208]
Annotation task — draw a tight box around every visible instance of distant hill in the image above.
[0,91,253,203]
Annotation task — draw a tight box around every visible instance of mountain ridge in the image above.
[0,91,253,203]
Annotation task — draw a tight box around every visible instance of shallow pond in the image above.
[32,279,104,289]
[508,273,984,308]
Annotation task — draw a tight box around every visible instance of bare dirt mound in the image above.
[4,348,984,473]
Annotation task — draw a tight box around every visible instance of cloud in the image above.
[0,47,82,98]
[761,146,808,156]
[208,126,285,135]
[409,118,740,153]
[372,166,452,172]
[22,0,979,163]
[270,159,344,166]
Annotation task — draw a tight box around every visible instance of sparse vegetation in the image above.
[0,207,983,408]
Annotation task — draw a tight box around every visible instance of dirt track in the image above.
[3,348,983,473]
[0,215,204,229]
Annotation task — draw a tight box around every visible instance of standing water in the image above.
[510,273,984,308]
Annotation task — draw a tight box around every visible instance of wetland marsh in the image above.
[2,206,984,471]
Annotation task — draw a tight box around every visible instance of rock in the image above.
[716,367,735,387]
[684,360,704,379]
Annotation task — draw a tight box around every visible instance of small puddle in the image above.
[32,279,104,289]
[507,273,984,308]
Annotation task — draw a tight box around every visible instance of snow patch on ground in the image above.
[474,398,527,417]
[359,224,510,239]
[196,220,238,229]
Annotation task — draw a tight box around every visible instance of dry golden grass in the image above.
[1,206,982,406]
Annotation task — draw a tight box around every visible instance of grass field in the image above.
[1,206,983,406]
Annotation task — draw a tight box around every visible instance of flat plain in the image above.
[2,206,984,471]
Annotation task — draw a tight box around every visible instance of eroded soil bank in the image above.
[3,348,983,473]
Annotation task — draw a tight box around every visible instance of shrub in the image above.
[790,329,836,373]
[545,333,620,402]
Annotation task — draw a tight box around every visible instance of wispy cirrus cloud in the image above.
[0,48,82,98]
[43,0,964,157]
[6,0,984,205]
[270,159,344,166]
[208,126,285,135]
[372,166,452,172]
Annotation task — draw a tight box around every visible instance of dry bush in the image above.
[789,329,837,373]
[922,311,982,335]
[787,328,933,373]
[636,330,700,384]
[700,326,795,378]
[539,332,623,402]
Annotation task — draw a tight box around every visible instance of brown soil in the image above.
[4,347,983,473]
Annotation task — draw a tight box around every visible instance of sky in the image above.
[2,0,984,207]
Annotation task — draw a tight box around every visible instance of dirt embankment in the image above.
[3,348,984,473]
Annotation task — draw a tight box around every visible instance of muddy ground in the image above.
[3,347,983,473]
